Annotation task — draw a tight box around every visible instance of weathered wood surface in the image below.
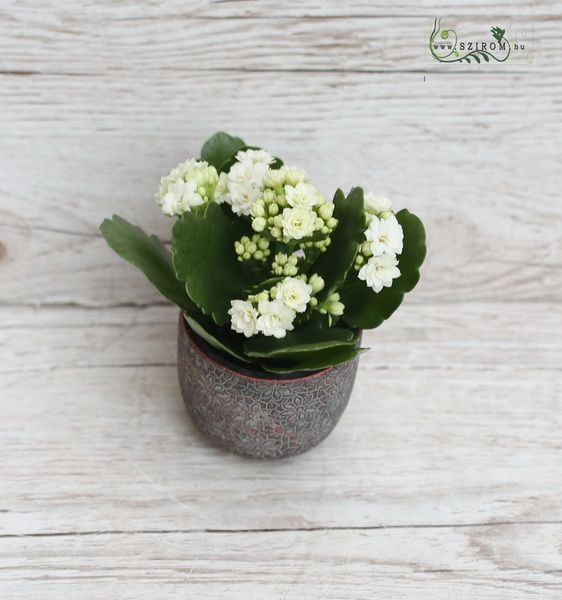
[2,526,562,599]
[1,71,561,305]
[0,14,552,74]
[1,1,562,597]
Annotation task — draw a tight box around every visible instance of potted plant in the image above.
[100,132,426,458]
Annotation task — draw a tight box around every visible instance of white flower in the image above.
[221,158,270,216]
[160,192,180,216]
[214,172,229,204]
[358,254,401,293]
[263,168,285,189]
[364,192,392,216]
[156,158,218,216]
[236,149,274,165]
[256,300,295,338]
[275,277,312,313]
[285,182,321,208]
[281,166,308,187]
[365,214,403,256]
[228,180,262,216]
[228,300,259,338]
[281,206,316,240]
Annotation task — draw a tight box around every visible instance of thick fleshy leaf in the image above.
[172,203,249,326]
[200,132,246,172]
[313,187,365,298]
[340,209,426,329]
[244,326,356,358]
[185,315,252,363]
[99,215,196,314]
[262,345,367,373]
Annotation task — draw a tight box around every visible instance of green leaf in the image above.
[394,209,427,292]
[244,277,283,294]
[340,209,426,329]
[313,187,365,298]
[99,215,196,314]
[200,132,246,171]
[185,315,252,363]
[262,345,367,373]
[172,203,249,326]
[244,326,356,358]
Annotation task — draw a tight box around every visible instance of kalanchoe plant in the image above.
[100,132,426,373]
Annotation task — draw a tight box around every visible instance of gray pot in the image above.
[177,314,360,459]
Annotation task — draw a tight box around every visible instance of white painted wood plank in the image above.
[1,69,560,305]
[1,525,562,599]
[1,300,560,536]
[2,212,560,306]
[2,303,562,373]
[2,0,561,20]
[2,364,560,534]
[0,15,551,74]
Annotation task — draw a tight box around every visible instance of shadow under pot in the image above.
[177,313,360,459]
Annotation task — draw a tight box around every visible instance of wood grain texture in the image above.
[1,71,561,305]
[1,304,561,539]
[2,0,561,20]
[1,526,562,599]
[1,2,561,597]
[0,14,550,74]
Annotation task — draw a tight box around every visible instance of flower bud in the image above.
[246,242,257,254]
[242,252,251,260]
[268,203,279,216]
[308,274,325,294]
[251,201,266,218]
[234,241,244,255]
[327,301,345,316]
[252,217,267,232]
[258,238,269,251]
[315,217,324,230]
[327,217,338,229]
[254,250,263,261]
[361,241,372,256]
[271,227,282,238]
[318,203,334,220]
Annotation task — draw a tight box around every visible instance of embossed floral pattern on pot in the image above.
[177,314,359,459]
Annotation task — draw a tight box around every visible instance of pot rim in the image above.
[179,312,334,383]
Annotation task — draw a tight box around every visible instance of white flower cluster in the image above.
[156,159,218,217]
[229,276,314,338]
[357,194,404,293]
[215,149,274,216]
[251,167,336,245]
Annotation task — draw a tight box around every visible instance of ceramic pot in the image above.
[177,314,359,459]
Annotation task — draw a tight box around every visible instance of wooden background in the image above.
[1,1,561,598]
